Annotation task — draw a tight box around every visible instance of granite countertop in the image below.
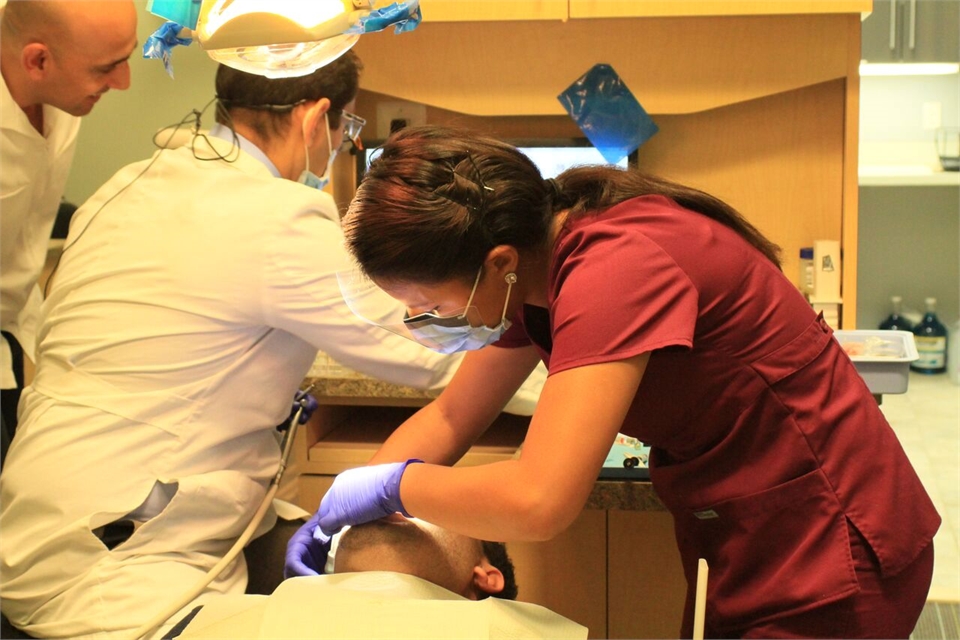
[302,355,439,403]
[303,354,666,512]
[304,374,438,403]
[588,480,666,511]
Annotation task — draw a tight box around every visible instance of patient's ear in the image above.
[472,559,505,596]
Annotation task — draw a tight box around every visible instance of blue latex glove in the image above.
[318,459,423,535]
[283,508,331,578]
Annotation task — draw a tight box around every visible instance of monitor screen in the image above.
[354,138,631,182]
[511,138,630,178]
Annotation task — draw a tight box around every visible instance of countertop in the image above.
[587,480,666,511]
[859,166,960,186]
[302,355,667,512]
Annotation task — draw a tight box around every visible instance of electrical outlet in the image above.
[376,101,427,139]
[922,102,942,131]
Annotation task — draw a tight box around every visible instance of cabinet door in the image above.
[862,0,960,62]
[508,510,608,639]
[861,0,900,62]
[901,0,960,62]
[607,511,686,639]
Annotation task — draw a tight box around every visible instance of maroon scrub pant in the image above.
[718,521,935,639]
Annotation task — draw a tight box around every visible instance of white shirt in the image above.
[0,74,80,387]
[0,130,543,638]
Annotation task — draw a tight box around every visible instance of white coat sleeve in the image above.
[260,203,544,414]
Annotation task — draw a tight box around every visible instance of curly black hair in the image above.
[480,541,519,600]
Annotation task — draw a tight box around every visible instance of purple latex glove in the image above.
[283,508,331,578]
[318,459,423,535]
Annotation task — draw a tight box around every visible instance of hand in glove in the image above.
[283,508,331,578]
[318,459,423,535]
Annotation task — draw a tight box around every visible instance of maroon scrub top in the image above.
[496,195,940,633]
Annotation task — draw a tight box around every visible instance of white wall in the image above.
[62,6,219,204]
[859,74,960,167]
[857,74,960,329]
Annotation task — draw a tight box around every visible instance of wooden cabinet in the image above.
[861,0,960,63]
[608,511,687,639]
[568,1,870,18]
[417,0,567,22]
[417,0,869,21]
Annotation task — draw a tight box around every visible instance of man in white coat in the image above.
[0,0,137,463]
[0,52,543,639]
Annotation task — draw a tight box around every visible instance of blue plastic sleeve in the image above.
[557,63,659,165]
[143,21,194,79]
[348,1,423,35]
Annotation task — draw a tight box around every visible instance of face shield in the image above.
[336,108,366,150]
[337,267,513,354]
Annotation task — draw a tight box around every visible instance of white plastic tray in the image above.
[834,330,919,394]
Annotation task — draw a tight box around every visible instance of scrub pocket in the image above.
[674,468,859,632]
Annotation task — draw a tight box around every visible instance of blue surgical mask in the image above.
[403,268,516,354]
[298,112,336,190]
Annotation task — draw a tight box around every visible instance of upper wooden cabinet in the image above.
[417,0,567,21]
[353,14,863,117]
[417,0,870,21]
[568,0,870,18]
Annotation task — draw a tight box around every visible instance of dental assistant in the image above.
[0,59,539,639]
[293,126,941,639]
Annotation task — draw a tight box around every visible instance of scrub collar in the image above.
[208,123,281,178]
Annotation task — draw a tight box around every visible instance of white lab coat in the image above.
[0,131,543,638]
[0,72,79,387]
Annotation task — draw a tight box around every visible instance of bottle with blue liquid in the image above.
[911,297,947,374]
[879,295,913,332]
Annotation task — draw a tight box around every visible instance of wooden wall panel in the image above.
[607,510,686,639]
[633,80,847,291]
[508,510,609,639]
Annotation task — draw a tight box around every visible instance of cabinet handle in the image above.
[908,0,916,50]
[889,0,897,50]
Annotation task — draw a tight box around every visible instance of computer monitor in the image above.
[510,138,631,178]
[353,137,632,182]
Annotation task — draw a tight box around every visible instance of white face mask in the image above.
[403,268,516,354]
[298,112,336,190]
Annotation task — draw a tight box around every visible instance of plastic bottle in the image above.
[878,295,914,332]
[911,297,948,374]
[799,247,814,297]
[948,320,960,385]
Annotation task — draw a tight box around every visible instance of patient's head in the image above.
[332,515,518,600]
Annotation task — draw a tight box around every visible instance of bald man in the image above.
[332,516,519,601]
[0,0,137,464]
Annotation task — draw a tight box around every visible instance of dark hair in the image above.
[480,541,518,600]
[344,125,781,284]
[214,51,363,140]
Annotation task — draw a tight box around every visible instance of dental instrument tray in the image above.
[599,434,651,480]
[834,330,918,395]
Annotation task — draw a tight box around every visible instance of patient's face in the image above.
[333,515,503,600]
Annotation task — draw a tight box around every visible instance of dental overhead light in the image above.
[145,0,421,78]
